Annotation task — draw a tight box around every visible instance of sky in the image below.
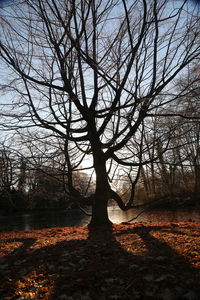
[0,0,11,7]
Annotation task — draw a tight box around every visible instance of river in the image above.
[0,206,199,231]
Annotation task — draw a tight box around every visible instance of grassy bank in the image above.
[0,222,200,299]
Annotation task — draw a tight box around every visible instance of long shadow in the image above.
[0,224,199,299]
[0,237,36,266]
[0,237,36,297]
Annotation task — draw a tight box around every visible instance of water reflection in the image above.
[0,207,199,231]
[0,209,90,232]
[108,207,200,224]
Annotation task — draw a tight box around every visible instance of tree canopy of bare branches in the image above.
[0,0,200,224]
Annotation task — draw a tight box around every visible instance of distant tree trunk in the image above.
[141,166,150,198]
[194,132,200,196]
[150,162,156,197]
[194,161,200,195]
[156,140,170,194]
[18,156,27,192]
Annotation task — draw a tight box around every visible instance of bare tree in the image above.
[0,142,19,209]
[0,146,14,193]
[0,0,200,224]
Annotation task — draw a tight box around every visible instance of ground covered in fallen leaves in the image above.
[0,222,200,299]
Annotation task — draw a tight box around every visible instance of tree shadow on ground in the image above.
[0,224,199,299]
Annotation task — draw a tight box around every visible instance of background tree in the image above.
[0,0,200,224]
[0,145,15,208]
[0,142,27,210]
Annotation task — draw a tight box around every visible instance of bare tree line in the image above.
[0,138,94,211]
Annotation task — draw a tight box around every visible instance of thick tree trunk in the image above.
[90,193,111,225]
[89,144,112,226]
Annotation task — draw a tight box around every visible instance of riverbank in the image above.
[0,222,200,299]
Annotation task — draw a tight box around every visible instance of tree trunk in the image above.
[89,145,112,226]
[90,193,111,225]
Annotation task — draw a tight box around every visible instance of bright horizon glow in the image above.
[80,155,95,178]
